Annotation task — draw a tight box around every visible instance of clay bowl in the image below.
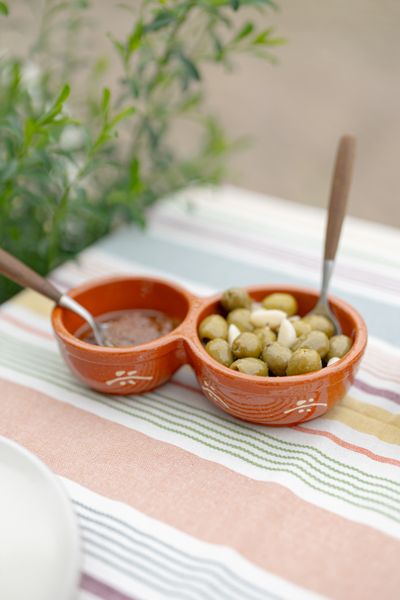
[51,276,367,426]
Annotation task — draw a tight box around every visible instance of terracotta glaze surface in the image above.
[52,277,367,426]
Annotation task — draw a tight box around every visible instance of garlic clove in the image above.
[250,309,286,329]
[277,318,297,348]
[228,323,241,347]
[327,356,340,366]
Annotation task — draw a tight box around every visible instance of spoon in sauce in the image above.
[0,247,106,346]
[305,134,356,334]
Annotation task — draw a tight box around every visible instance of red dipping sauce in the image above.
[79,309,179,347]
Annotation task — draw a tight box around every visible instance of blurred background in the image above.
[206,0,400,227]
[2,1,400,228]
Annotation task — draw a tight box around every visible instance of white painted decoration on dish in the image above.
[106,369,153,387]
[201,380,230,410]
[283,398,328,415]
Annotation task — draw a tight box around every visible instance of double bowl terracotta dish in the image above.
[52,276,367,426]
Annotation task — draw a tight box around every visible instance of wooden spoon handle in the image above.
[324,135,356,261]
[0,247,62,303]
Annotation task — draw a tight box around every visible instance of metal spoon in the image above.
[0,247,106,346]
[305,134,356,334]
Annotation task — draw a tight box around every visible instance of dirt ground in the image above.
[2,1,400,227]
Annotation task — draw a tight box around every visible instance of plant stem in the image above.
[129,2,194,156]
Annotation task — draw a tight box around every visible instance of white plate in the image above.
[0,436,81,600]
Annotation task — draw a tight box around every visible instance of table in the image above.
[1,185,399,600]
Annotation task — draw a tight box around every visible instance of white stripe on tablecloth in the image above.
[0,361,398,540]
[147,218,400,308]
[1,314,399,472]
[62,477,322,600]
[2,293,400,414]
[162,186,400,265]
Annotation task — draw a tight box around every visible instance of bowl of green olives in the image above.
[190,285,367,425]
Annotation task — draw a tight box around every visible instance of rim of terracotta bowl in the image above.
[189,284,368,386]
[51,275,196,355]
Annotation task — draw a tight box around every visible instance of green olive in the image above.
[262,342,292,376]
[328,334,352,360]
[286,348,322,376]
[302,314,335,338]
[205,338,233,367]
[231,357,268,376]
[262,292,298,317]
[227,308,253,332]
[291,334,307,352]
[254,327,277,348]
[198,314,228,341]
[299,330,330,359]
[292,320,312,338]
[221,287,252,312]
[232,332,262,358]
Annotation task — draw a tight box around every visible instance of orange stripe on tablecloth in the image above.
[294,425,400,467]
[0,379,399,599]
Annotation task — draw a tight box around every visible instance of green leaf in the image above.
[101,87,111,114]
[211,32,224,61]
[22,118,37,148]
[109,106,135,129]
[143,10,175,32]
[128,157,143,193]
[38,84,70,125]
[252,28,285,46]
[178,53,201,82]
[126,21,143,57]
[108,34,126,61]
[0,2,9,15]
[229,0,240,9]
[234,21,254,42]
[177,92,203,113]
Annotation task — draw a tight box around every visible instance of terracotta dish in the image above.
[52,276,367,426]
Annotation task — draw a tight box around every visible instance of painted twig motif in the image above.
[201,380,230,409]
[106,369,153,387]
[283,398,327,415]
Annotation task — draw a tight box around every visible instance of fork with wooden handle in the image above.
[305,134,356,334]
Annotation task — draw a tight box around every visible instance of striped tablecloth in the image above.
[1,186,399,600]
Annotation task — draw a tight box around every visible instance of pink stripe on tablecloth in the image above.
[1,378,400,600]
[0,313,53,340]
[353,379,400,404]
[81,572,136,600]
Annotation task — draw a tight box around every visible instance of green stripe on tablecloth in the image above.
[96,229,400,346]
[2,331,399,493]
[75,502,271,600]
[2,337,400,522]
